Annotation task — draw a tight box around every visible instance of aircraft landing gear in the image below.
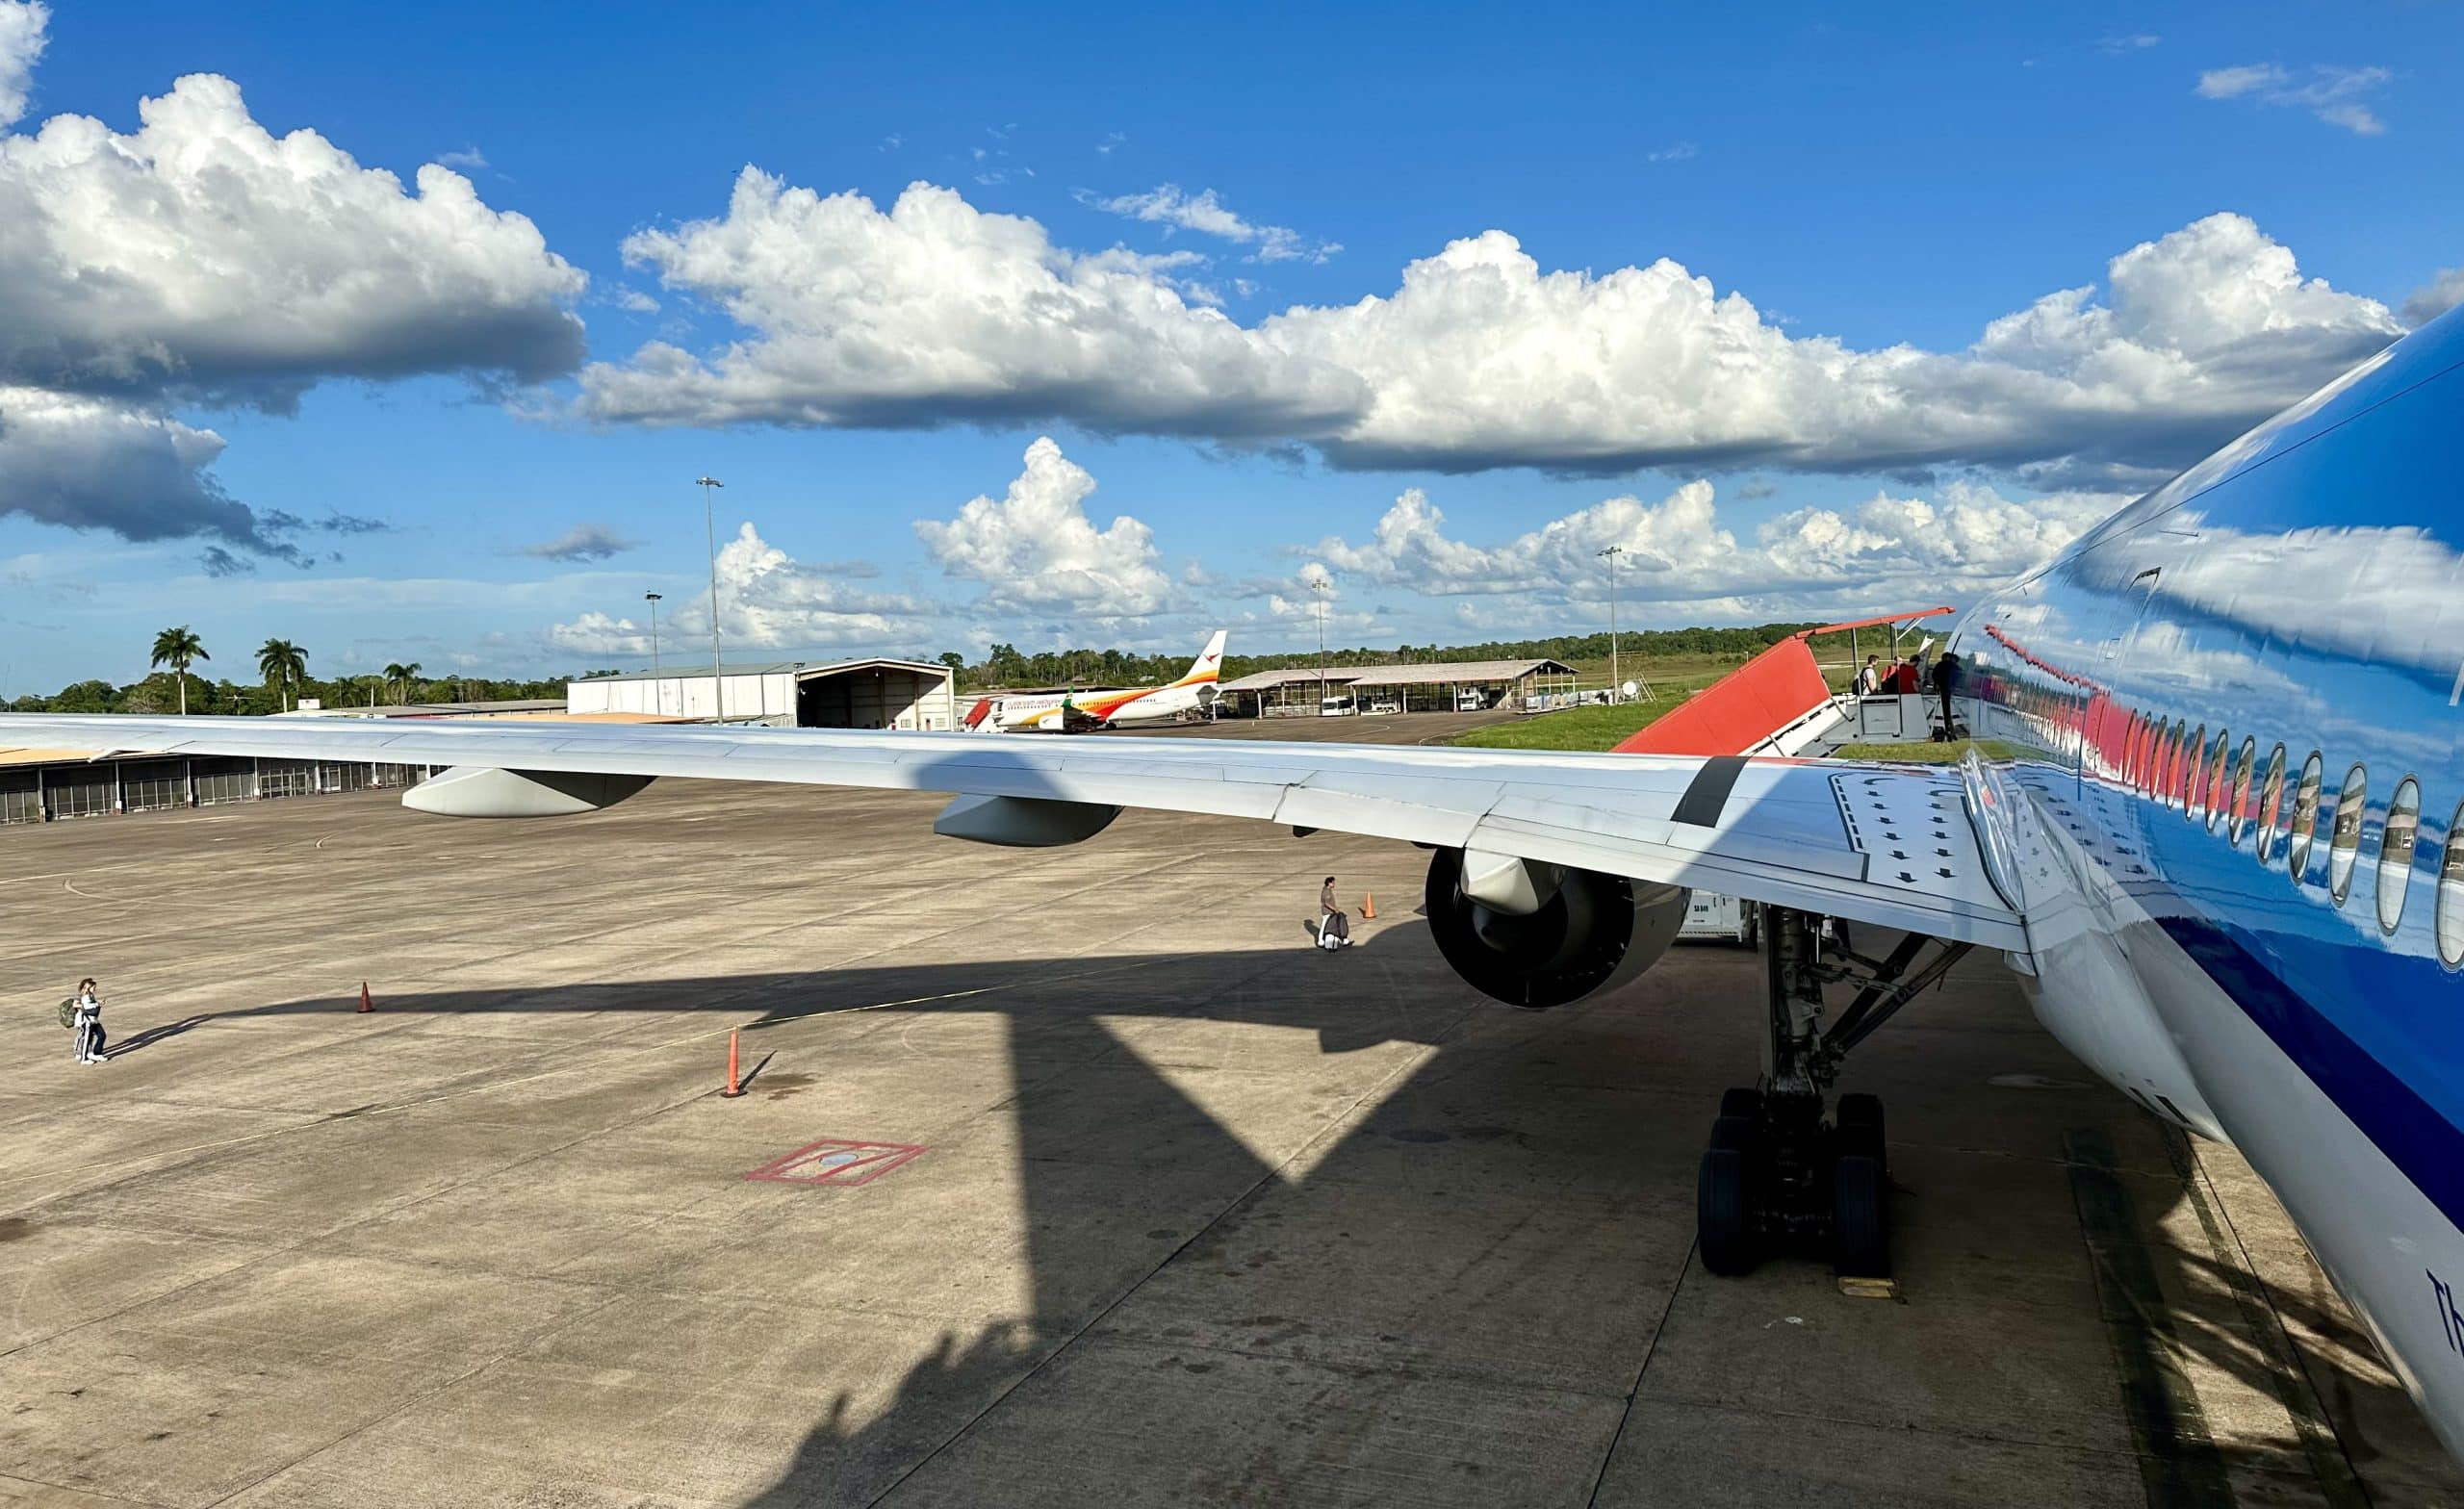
[1696,906,1968,1278]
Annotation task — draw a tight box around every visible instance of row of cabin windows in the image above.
[2109,712,2459,969]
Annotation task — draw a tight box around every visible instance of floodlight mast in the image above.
[1311,575,1331,708]
[696,477,725,721]
[1598,545,1625,703]
[644,592,664,715]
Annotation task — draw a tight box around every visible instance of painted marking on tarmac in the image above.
[744,1138,927,1189]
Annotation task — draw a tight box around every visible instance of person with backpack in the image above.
[69,978,104,1064]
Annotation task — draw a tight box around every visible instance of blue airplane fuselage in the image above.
[1944,305,2464,1446]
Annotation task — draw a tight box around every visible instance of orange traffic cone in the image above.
[356,982,373,1013]
[1361,892,1375,920]
[721,1029,744,1098]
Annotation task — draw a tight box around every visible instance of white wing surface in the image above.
[0,715,2028,952]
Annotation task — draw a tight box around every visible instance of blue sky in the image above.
[1,0,2458,692]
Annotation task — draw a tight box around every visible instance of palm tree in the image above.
[256,638,308,712]
[150,626,209,715]
[383,661,423,705]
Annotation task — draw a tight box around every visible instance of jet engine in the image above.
[1423,847,1689,1010]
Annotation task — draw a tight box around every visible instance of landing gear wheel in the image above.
[1719,1086,1763,1121]
[1830,1152,1889,1278]
[1699,1125,1758,1276]
[1835,1092,1886,1175]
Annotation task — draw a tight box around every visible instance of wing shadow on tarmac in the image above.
[176,923,2431,1501]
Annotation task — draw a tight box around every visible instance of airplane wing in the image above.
[0,714,2029,954]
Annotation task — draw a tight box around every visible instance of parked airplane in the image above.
[983,630,1226,732]
[9,310,2463,1453]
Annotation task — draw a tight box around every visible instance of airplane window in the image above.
[2288,752,2324,880]
[2255,744,2287,861]
[2185,725,2207,818]
[2329,764,2368,905]
[2171,720,2190,806]
[2203,729,2230,831]
[2227,738,2256,846]
[2378,777,2421,934]
[2440,801,2464,969]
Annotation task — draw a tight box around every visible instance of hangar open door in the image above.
[793,659,959,731]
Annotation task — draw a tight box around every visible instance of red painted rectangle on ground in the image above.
[744,1138,927,1189]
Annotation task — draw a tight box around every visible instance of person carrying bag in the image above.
[64,978,105,1064]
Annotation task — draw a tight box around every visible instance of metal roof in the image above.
[573,657,953,685]
[295,699,566,718]
[1218,659,1575,693]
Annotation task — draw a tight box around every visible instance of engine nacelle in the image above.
[1424,847,1689,1009]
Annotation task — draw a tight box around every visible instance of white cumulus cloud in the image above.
[913,436,1173,616]
[552,525,926,656]
[0,0,43,128]
[581,176,1364,438]
[547,610,651,657]
[1273,213,2400,482]
[703,523,927,649]
[1314,478,2123,619]
[0,73,586,407]
[580,176,2402,489]
[0,30,588,571]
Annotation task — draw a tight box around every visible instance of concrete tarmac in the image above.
[0,718,2457,1507]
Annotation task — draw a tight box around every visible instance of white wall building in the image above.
[568,658,958,730]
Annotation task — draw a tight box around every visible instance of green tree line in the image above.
[4,627,581,715]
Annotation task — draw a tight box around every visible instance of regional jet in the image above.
[11,311,2464,1455]
[983,629,1226,732]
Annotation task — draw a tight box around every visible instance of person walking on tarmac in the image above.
[69,978,104,1065]
[1318,876,1353,949]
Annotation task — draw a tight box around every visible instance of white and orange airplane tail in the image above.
[1177,629,1228,688]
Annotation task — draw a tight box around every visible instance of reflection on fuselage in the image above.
[1937,305,2464,1450]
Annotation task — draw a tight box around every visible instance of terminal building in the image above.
[1217,658,1581,718]
[566,658,960,730]
[0,659,961,828]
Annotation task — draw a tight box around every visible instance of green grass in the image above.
[1826,738,2026,764]
[1450,668,1729,752]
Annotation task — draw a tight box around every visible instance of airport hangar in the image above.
[1217,658,1581,718]
[565,657,958,730]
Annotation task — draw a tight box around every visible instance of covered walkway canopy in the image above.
[1218,659,1578,717]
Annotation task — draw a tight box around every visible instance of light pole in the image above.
[1311,575,1331,710]
[696,476,725,721]
[644,592,664,716]
[1597,545,1625,703]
